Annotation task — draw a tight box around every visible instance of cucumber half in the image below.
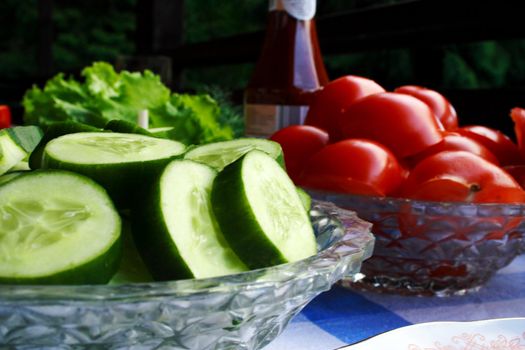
[132,160,247,280]
[211,150,317,269]
[29,121,100,170]
[0,170,121,284]
[42,132,186,207]
[184,138,284,171]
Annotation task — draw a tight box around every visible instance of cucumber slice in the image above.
[0,130,27,176]
[296,187,312,211]
[132,160,248,280]
[109,221,153,284]
[211,150,316,269]
[0,171,26,187]
[42,132,186,207]
[104,119,154,137]
[0,170,121,284]
[29,121,100,170]
[1,126,43,175]
[5,126,44,154]
[9,161,30,172]
[148,127,175,139]
[184,138,284,171]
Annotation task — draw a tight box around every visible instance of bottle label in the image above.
[269,0,316,21]
[244,104,309,137]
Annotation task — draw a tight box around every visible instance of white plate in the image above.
[340,318,525,350]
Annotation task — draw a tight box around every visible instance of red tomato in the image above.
[503,165,525,188]
[299,139,405,197]
[0,105,11,129]
[269,125,329,183]
[398,151,525,203]
[510,107,525,158]
[395,85,458,130]
[456,125,523,166]
[339,92,444,158]
[404,131,499,167]
[304,75,385,141]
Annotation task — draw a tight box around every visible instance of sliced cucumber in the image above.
[184,138,284,171]
[29,121,100,169]
[148,126,175,139]
[42,132,186,207]
[9,161,30,172]
[0,170,121,284]
[0,131,27,176]
[109,221,153,284]
[1,126,43,175]
[5,126,44,154]
[104,119,154,137]
[0,171,26,187]
[296,187,312,211]
[132,160,248,280]
[211,150,316,269]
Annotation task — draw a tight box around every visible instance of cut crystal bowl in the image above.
[310,191,525,296]
[0,201,374,349]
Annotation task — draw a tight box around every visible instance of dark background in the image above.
[2,0,525,135]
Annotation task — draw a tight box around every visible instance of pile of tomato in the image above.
[270,76,525,203]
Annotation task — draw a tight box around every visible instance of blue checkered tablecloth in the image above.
[264,255,525,350]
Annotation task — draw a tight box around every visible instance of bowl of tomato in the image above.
[270,77,525,296]
[308,190,525,296]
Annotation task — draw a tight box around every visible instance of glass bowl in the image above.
[0,201,374,349]
[309,191,525,297]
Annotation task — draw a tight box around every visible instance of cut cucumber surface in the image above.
[42,132,186,207]
[132,160,247,280]
[184,138,284,171]
[0,170,121,284]
[211,150,317,269]
[29,121,100,169]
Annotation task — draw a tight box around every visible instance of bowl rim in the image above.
[306,188,525,209]
[0,200,375,302]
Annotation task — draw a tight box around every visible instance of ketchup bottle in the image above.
[244,0,329,137]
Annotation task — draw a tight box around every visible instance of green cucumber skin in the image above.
[211,155,287,269]
[130,173,194,281]
[42,154,182,209]
[0,171,27,187]
[29,122,101,170]
[104,120,154,137]
[296,187,312,211]
[0,236,122,285]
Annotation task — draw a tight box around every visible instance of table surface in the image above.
[264,255,525,350]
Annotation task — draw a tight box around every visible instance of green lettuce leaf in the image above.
[22,62,235,145]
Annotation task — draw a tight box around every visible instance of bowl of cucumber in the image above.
[0,200,373,349]
[0,127,374,349]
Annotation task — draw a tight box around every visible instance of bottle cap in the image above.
[269,0,316,20]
